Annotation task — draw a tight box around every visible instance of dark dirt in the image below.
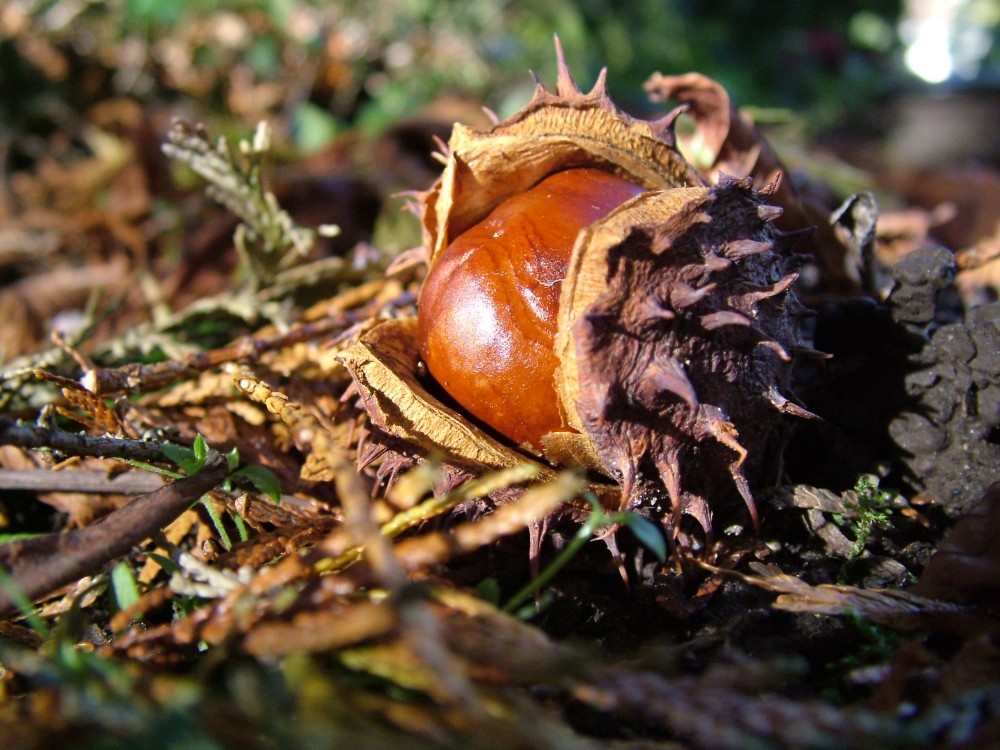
[787,245,1000,517]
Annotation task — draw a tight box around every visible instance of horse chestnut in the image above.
[417,168,646,448]
[341,43,808,538]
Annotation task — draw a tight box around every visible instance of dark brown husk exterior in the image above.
[568,177,806,537]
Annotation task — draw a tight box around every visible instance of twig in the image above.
[0,469,164,495]
[80,310,363,396]
[0,450,229,616]
[0,419,176,463]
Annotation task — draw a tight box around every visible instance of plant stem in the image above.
[503,511,603,615]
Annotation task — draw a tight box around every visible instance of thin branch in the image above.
[0,450,229,616]
[0,419,177,463]
[0,469,164,495]
[80,308,364,396]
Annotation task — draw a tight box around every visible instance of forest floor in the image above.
[1,6,999,749]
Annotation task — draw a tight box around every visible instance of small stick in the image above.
[0,419,173,463]
[81,311,362,396]
[0,469,164,495]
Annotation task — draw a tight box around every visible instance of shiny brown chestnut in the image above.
[417,168,646,448]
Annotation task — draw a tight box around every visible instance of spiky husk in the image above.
[558,176,807,535]
[419,39,702,266]
[341,43,809,538]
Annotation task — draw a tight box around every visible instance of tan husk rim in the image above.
[419,42,703,266]
[339,318,621,507]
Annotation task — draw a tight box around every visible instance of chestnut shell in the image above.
[340,43,810,537]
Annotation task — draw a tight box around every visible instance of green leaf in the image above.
[192,434,209,468]
[124,458,183,479]
[292,102,343,154]
[225,446,240,472]
[201,496,232,551]
[145,551,181,575]
[842,474,895,562]
[233,465,282,503]
[474,577,501,607]
[110,561,141,612]
[0,531,47,544]
[231,511,249,543]
[124,0,183,27]
[514,590,554,621]
[0,564,49,637]
[619,513,667,562]
[503,510,603,614]
[162,435,211,475]
[161,442,196,470]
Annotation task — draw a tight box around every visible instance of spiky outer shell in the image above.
[418,53,703,268]
[563,177,803,532]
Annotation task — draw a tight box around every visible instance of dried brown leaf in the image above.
[645,72,758,178]
[911,481,1000,614]
[644,71,861,294]
[738,562,997,636]
[243,599,396,655]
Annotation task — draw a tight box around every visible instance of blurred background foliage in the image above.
[3,0,999,168]
[2,0,1000,320]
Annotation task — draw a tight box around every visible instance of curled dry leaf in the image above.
[645,70,864,294]
[644,71,771,181]
[730,536,1000,637]
[740,562,994,636]
[339,40,809,540]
